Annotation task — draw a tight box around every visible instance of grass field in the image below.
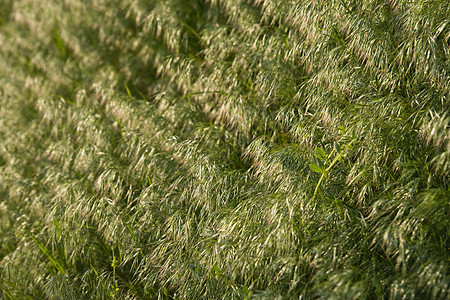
[0,0,449,299]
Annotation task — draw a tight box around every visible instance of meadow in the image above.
[0,0,448,299]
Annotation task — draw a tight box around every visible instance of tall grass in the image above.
[0,0,448,298]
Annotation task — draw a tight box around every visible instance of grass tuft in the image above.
[0,0,448,298]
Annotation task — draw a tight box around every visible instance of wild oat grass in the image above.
[0,0,448,299]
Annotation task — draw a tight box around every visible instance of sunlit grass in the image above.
[0,0,448,298]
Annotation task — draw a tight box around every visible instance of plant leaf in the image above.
[309,163,324,174]
[334,142,341,154]
[315,147,326,159]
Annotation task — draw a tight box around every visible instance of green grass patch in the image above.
[0,0,448,298]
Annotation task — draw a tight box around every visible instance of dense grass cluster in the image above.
[0,0,449,298]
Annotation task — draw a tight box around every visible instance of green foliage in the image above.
[0,0,449,299]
